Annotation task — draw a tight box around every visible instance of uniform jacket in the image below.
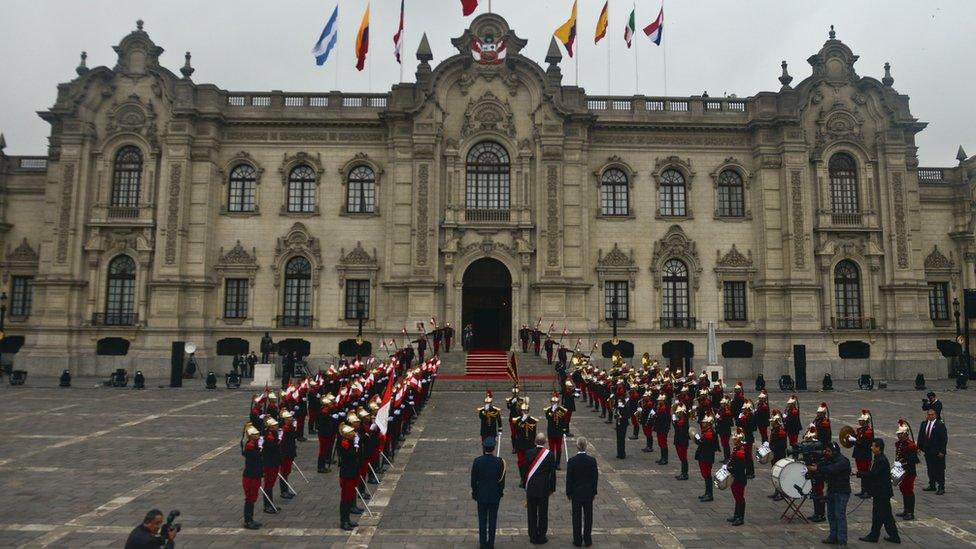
[242,439,263,478]
[479,406,503,437]
[566,452,599,502]
[673,416,690,446]
[895,439,920,476]
[694,427,718,463]
[336,437,361,479]
[471,454,506,504]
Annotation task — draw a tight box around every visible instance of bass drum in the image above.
[714,465,731,490]
[771,458,811,499]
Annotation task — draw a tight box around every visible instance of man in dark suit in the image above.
[566,437,598,547]
[918,409,948,494]
[858,439,901,543]
[922,392,943,421]
[521,433,557,544]
[471,437,506,549]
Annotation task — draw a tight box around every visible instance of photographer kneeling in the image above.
[807,442,851,546]
[125,509,178,549]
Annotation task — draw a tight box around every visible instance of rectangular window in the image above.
[345,279,370,320]
[723,281,747,322]
[347,181,376,213]
[10,276,33,316]
[928,282,949,321]
[604,281,629,321]
[224,278,249,319]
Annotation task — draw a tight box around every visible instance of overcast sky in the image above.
[0,0,971,166]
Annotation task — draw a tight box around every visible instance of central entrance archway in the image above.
[462,257,512,350]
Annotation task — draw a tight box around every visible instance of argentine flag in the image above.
[312,6,339,66]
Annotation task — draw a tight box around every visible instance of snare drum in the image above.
[756,442,772,464]
[714,465,731,490]
[890,462,906,486]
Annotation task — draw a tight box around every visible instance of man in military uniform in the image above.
[479,391,503,444]
[850,409,875,498]
[639,391,656,453]
[240,423,263,530]
[336,424,362,530]
[514,401,538,487]
[261,417,281,514]
[317,394,339,473]
[894,419,919,520]
[768,410,788,500]
[784,394,801,446]
[506,387,522,455]
[694,412,718,502]
[531,328,541,356]
[278,409,298,500]
[673,404,691,480]
[654,394,672,465]
[443,322,454,353]
[814,402,832,449]
[519,325,530,353]
[561,380,576,438]
[545,393,569,468]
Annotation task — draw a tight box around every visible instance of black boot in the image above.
[676,461,688,480]
[244,502,261,529]
[659,447,668,465]
[901,496,915,520]
[280,479,294,499]
[630,425,639,440]
[555,451,562,469]
[263,493,278,514]
[727,502,738,522]
[642,437,654,452]
[731,501,745,526]
[700,478,714,502]
[809,499,825,522]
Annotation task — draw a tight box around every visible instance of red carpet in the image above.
[464,350,510,377]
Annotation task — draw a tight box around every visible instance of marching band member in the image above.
[730,382,745,418]
[561,380,576,438]
[261,416,281,514]
[736,399,756,478]
[627,385,641,440]
[895,419,919,520]
[278,409,298,499]
[695,389,712,426]
[755,390,770,443]
[317,394,338,473]
[614,399,629,459]
[673,404,690,480]
[851,408,875,498]
[515,401,538,487]
[240,423,263,530]
[654,394,672,465]
[814,402,832,450]
[717,395,733,462]
[507,387,522,455]
[546,392,569,468]
[784,394,801,446]
[727,428,748,526]
[337,423,361,530]
[479,390,503,443]
[768,409,788,501]
[710,379,724,413]
[694,412,718,502]
[640,390,656,453]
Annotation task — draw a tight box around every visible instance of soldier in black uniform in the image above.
[544,336,555,365]
[479,391,503,443]
[614,400,629,459]
[531,329,541,356]
[545,393,569,468]
[694,412,718,502]
[241,423,263,530]
[317,395,339,473]
[519,325,529,353]
[673,404,691,480]
[506,387,522,455]
[561,380,576,438]
[654,394,672,465]
[336,424,362,530]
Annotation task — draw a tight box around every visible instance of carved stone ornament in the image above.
[218,241,257,265]
[716,244,753,268]
[597,243,638,289]
[5,238,39,263]
[279,151,323,186]
[460,90,517,139]
[924,245,954,272]
[272,222,322,287]
[104,94,159,149]
[340,242,378,266]
[460,236,515,258]
[650,225,703,289]
[337,241,379,288]
[714,245,756,289]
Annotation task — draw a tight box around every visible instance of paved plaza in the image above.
[1,368,975,548]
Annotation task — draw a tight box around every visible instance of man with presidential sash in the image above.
[521,432,557,545]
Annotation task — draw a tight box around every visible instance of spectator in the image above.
[921,392,942,421]
[918,408,948,494]
[807,442,851,546]
[471,436,506,549]
[124,509,176,549]
[858,439,900,543]
[566,437,598,547]
[521,432,557,545]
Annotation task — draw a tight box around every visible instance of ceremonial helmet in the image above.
[264,417,279,429]
[758,389,768,401]
[858,409,872,424]
[720,394,731,405]
[770,409,783,423]
[803,426,819,442]
[713,379,723,389]
[368,401,380,414]
[550,392,560,404]
[252,394,263,405]
[816,401,829,415]
[357,407,371,421]
[679,385,689,393]
[730,427,745,446]
[280,409,294,421]
[656,393,666,402]
[674,403,687,415]
[564,380,574,391]
[485,390,493,404]
[701,412,715,424]
[734,381,744,393]
[741,399,753,412]
[896,419,911,439]
[268,391,279,402]
[787,394,798,406]
[346,412,361,425]
[520,401,530,413]
[245,423,260,439]
[321,394,336,407]
[512,385,520,395]
[339,424,357,438]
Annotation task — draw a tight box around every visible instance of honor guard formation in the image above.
[240,354,438,531]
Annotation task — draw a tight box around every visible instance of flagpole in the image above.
[606,5,611,95]
[334,2,340,91]
[399,0,405,84]
[633,2,639,95]
[576,0,581,88]
[661,0,668,96]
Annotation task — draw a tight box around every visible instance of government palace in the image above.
[0,14,973,380]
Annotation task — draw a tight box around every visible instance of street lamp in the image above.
[610,296,619,345]
[0,292,6,378]
[355,298,365,345]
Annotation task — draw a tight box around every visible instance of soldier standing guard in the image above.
[531,328,541,356]
[519,325,529,353]
[544,336,555,365]
[515,401,538,487]
[851,409,875,498]
[694,412,718,502]
[784,394,801,446]
[444,322,454,352]
[545,393,569,468]
[768,410,788,501]
[561,381,576,437]
[814,402,832,448]
[727,428,748,526]
[241,423,263,530]
[717,395,733,461]
[614,400,629,459]
[654,394,672,465]
[894,419,919,520]
[507,387,522,455]
[639,391,655,453]
[755,390,770,443]
[317,395,339,473]
[737,400,757,479]
[673,404,690,480]
[479,391,503,443]
[261,417,281,514]
[278,409,298,499]
[432,328,442,356]
[417,335,428,363]
[337,424,362,530]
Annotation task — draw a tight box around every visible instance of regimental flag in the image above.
[393,0,405,63]
[374,363,395,435]
[643,5,664,46]
[595,0,609,44]
[624,7,635,48]
[312,5,339,66]
[461,0,478,16]
[507,351,520,386]
[554,0,578,58]
[355,3,370,71]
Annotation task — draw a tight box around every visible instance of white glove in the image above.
[650,410,656,417]
[809,422,816,429]
[847,435,856,443]
[671,414,678,422]
[694,433,701,441]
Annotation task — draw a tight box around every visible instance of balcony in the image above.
[660,316,696,329]
[92,312,138,326]
[464,209,511,223]
[829,211,863,226]
[107,206,140,219]
[831,316,876,330]
[276,315,313,328]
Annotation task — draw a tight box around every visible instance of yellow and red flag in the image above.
[355,3,370,71]
[553,0,578,57]
[595,0,609,44]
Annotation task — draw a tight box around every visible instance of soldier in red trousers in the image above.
[240,423,263,530]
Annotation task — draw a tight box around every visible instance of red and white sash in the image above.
[525,448,551,486]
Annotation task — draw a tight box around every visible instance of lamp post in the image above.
[953,297,963,379]
[610,296,619,345]
[355,298,365,345]
[0,291,6,378]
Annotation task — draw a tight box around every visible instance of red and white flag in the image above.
[461,0,478,16]
[393,0,405,63]
[374,370,396,435]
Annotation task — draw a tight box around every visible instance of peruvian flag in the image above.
[643,6,664,46]
[461,0,478,16]
[374,369,395,435]
[393,0,405,63]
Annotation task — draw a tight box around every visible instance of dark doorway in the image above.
[462,258,512,350]
[662,340,694,375]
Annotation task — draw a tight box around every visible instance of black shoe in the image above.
[660,459,668,465]
[350,506,364,515]
[895,510,906,517]
[244,520,261,530]
[281,491,294,499]
[922,485,936,492]
[883,537,901,544]
[297,436,307,442]
[726,515,737,523]
[731,517,744,526]
[341,521,355,531]
[902,513,915,521]
[937,488,945,495]
[573,543,582,547]
[821,539,837,545]
[263,505,278,514]
[700,495,713,502]
[642,447,653,453]
[628,435,639,440]
[537,537,548,544]
[746,473,755,479]
[809,515,826,523]
[567,433,574,438]
[857,537,878,543]
[675,473,688,480]
[772,493,784,501]
[318,467,327,473]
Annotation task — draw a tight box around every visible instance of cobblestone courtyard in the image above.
[1,373,975,548]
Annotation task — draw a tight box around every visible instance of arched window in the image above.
[659,169,686,216]
[111,146,143,208]
[287,165,317,213]
[829,153,859,214]
[661,259,691,328]
[717,169,744,217]
[346,165,376,214]
[282,256,312,326]
[600,168,629,216]
[227,164,257,212]
[105,255,136,325]
[465,142,510,210]
[834,260,862,328]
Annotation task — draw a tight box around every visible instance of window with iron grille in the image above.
[829,153,859,214]
[10,276,33,316]
[224,278,249,319]
[604,281,629,321]
[346,165,376,213]
[345,280,370,320]
[600,169,629,216]
[287,165,317,213]
[105,255,136,324]
[662,259,690,321]
[834,260,862,325]
[111,146,142,208]
[658,169,686,216]
[283,256,312,319]
[928,282,949,321]
[723,281,747,321]
[227,164,257,212]
[465,142,510,210]
[717,169,744,217]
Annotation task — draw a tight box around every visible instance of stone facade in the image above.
[0,16,974,380]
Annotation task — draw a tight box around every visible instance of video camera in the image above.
[160,509,181,539]
[789,441,824,465]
